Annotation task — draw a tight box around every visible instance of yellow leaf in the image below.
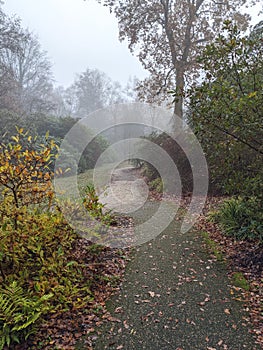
[248,91,257,98]
[11,136,19,143]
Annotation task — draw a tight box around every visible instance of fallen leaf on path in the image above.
[123,320,129,329]
[107,316,121,323]
[114,307,123,313]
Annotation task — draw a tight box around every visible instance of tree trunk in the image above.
[172,66,185,134]
[174,66,184,119]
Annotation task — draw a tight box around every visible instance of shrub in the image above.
[133,132,193,194]
[0,128,56,216]
[83,183,113,225]
[0,205,93,308]
[0,130,95,347]
[187,22,263,197]
[214,196,263,241]
[149,177,164,193]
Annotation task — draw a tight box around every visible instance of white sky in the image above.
[2,0,262,89]
[2,0,149,88]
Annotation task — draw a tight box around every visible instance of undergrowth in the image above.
[212,196,263,242]
[0,130,116,348]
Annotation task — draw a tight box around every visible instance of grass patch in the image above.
[231,272,250,291]
[201,231,224,262]
[54,162,117,199]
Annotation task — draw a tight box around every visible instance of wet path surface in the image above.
[94,168,259,350]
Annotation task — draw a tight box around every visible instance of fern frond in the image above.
[0,281,52,349]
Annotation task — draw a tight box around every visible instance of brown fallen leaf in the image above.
[123,320,129,329]
[114,307,123,313]
[107,316,121,322]
[224,308,231,315]
[74,333,82,338]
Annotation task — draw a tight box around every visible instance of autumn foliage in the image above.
[0,130,124,349]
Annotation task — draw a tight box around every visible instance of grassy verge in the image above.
[201,231,224,262]
[54,163,116,198]
[196,199,263,347]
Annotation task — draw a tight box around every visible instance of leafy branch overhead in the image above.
[96,0,261,119]
[189,21,262,151]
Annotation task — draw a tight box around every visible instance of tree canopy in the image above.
[97,0,261,120]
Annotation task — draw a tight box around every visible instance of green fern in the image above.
[0,281,52,349]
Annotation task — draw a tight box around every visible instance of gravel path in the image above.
[99,167,149,214]
[94,167,259,350]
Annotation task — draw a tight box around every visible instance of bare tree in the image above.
[96,0,260,119]
[0,9,28,111]
[0,23,54,114]
[0,8,27,52]
[67,68,126,118]
[124,75,140,102]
